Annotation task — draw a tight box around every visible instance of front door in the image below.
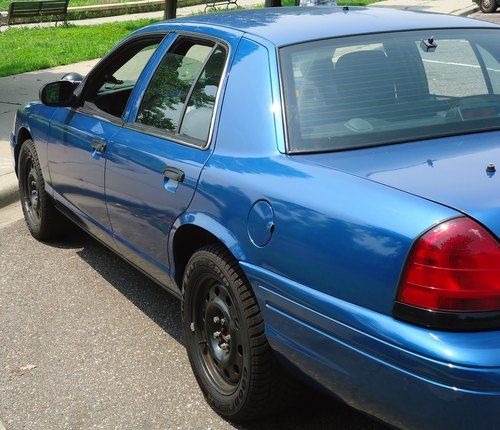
[48,34,164,241]
[105,35,229,284]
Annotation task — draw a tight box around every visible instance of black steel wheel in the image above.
[182,245,295,422]
[18,139,66,241]
[194,280,244,393]
[480,0,497,12]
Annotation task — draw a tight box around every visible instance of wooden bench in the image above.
[5,0,69,26]
[203,0,237,12]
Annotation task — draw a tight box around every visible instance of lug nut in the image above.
[213,316,220,324]
[213,331,221,339]
[220,343,229,351]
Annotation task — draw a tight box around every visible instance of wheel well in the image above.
[15,128,32,174]
[172,224,230,289]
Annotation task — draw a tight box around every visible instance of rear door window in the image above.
[135,36,227,146]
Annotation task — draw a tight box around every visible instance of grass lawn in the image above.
[0,0,203,12]
[283,0,378,4]
[0,0,126,11]
[0,0,379,77]
[0,19,160,77]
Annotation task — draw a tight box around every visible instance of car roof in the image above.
[147,6,499,47]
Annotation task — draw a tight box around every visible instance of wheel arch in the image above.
[14,126,33,175]
[169,213,247,291]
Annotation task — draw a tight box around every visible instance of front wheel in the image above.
[182,245,294,422]
[18,139,66,241]
[480,0,497,12]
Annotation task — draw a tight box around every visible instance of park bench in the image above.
[203,0,237,12]
[2,0,69,26]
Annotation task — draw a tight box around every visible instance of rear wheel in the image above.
[480,0,497,12]
[182,245,294,422]
[18,139,66,241]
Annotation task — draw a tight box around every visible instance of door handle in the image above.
[163,167,185,183]
[91,139,106,153]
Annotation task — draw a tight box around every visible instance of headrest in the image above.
[334,50,396,104]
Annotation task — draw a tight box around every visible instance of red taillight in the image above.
[397,217,500,313]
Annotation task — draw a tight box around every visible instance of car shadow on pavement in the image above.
[55,227,388,430]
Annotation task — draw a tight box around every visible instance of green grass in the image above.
[0,0,203,12]
[0,19,160,77]
[282,0,378,5]
[0,0,129,12]
[0,0,380,77]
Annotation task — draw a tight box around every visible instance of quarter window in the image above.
[136,37,226,145]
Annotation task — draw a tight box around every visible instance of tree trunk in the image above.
[264,0,282,6]
[164,0,177,19]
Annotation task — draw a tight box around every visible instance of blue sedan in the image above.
[10,7,500,429]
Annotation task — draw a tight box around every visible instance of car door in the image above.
[47,33,165,242]
[104,35,229,284]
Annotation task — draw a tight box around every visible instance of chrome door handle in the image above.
[91,139,106,153]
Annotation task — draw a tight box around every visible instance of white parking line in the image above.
[0,418,7,430]
[423,59,500,73]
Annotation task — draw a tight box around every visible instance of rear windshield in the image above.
[280,29,500,153]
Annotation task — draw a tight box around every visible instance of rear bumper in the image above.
[241,262,500,430]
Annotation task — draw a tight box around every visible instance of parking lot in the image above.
[0,215,388,430]
[471,9,500,23]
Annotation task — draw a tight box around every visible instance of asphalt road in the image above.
[470,9,500,23]
[0,210,388,430]
[2,11,498,429]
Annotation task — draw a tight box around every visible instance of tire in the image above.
[18,139,66,241]
[480,0,497,12]
[182,245,294,422]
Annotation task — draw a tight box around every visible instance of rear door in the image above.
[104,34,229,284]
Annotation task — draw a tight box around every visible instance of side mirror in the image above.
[40,80,76,107]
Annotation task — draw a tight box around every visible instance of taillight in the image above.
[393,217,500,331]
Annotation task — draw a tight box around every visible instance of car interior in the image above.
[81,35,164,119]
[284,30,500,151]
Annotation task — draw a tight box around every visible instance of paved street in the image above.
[0,211,388,430]
[470,9,500,23]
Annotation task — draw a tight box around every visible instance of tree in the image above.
[264,0,282,6]
[164,0,177,19]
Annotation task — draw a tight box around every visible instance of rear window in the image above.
[280,29,500,153]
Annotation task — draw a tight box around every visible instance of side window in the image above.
[179,47,227,142]
[418,40,488,97]
[83,37,162,119]
[99,44,159,93]
[136,38,215,135]
[477,45,500,94]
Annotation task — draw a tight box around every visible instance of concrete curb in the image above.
[453,4,480,16]
[0,172,19,210]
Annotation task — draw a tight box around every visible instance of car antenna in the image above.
[420,36,437,52]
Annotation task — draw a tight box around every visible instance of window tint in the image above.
[478,45,500,94]
[419,40,487,97]
[114,44,158,85]
[180,47,226,142]
[280,29,500,153]
[136,38,214,134]
[85,38,161,118]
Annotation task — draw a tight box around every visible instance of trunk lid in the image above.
[300,131,500,238]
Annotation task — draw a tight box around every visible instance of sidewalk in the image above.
[371,0,477,16]
[0,0,261,31]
